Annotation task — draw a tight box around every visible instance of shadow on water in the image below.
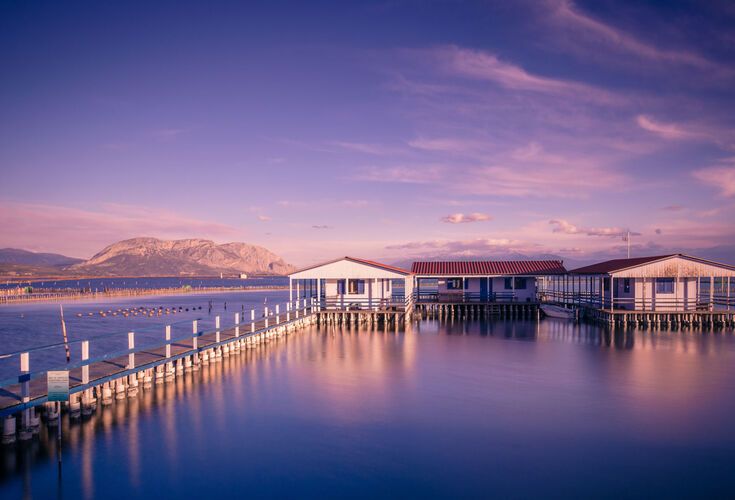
[2,318,735,498]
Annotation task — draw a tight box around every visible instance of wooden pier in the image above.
[1,299,318,444]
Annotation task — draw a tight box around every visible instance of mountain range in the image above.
[0,238,295,278]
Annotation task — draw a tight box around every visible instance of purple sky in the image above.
[2,0,735,266]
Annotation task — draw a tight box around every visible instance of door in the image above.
[480,278,490,301]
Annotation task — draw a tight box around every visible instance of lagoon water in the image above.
[2,301,735,498]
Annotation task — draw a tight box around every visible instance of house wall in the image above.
[433,276,539,301]
[323,278,392,303]
[627,277,698,311]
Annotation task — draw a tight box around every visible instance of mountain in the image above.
[0,248,83,267]
[68,237,295,276]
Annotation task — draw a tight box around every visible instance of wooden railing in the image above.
[413,291,526,303]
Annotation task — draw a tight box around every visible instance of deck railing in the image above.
[316,295,413,312]
[0,298,316,417]
[539,290,735,312]
[413,291,528,303]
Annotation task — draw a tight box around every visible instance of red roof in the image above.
[569,255,675,274]
[411,260,566,276]
[570,254,735,274]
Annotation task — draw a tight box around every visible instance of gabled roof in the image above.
[290,256,411,276]
[569,254,735,274]
[411,260,567,276]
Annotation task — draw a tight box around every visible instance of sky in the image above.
[1,0,735,267]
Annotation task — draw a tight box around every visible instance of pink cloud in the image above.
[693,159,735,197]
[441,213,492,224]
[432,45,620,104]
[636,115,699,140]
[549,219,640,237]
[549,0,722,71]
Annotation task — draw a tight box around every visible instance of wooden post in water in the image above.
[20,352,30,433]
[235,313,240,337]
[215,315,221,343]
[264,307,269,328]
[276,304,280,324]
[128,332,135,369]
[165,325,171,359]
[251,309,255,333]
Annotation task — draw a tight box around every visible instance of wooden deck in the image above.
[0,310,314,416]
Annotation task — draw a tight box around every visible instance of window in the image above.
[348,279,365,295]
[337,279,346,294]
[623,278,631,294]
[655,278,674,294]
[447,278,462,290]
[603,278,610,292]
[505,277,527,289]
[714,277,726,294]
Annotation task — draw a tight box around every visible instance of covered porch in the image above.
[288,256,414,312]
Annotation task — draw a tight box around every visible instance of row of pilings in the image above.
[1,313,318,445]
[317,310,412,327]
[417,302,540,321]
[583,308,735,330]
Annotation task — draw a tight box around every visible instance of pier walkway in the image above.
[1,299,318,442]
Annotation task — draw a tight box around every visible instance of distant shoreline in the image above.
[0,274,288,284]
[0,285,289,306]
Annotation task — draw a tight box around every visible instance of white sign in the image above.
[47,370,69,402]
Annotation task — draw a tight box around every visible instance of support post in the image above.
[192,320,198,350]
[317,279,321,311]
[215,315,221,343]
[128,331,135,369]
[235,313,240,337]
[251,309,255,333]
[165,325,171,359]
[289,277,293,302]
[81,340,89,385]
[265,307,269,328]
[276,304,280,324]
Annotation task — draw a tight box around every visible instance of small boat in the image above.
[541,304,577,320]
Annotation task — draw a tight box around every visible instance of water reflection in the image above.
[1,319,735,498]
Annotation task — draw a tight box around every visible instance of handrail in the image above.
[0,299,316,393]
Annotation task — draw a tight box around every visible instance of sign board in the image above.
[47,370,69,402]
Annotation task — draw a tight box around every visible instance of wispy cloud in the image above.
[312,225,332,230]
[693,158,735,197]
[257,215,272,222]
[385,238,529,257]
[661,204,686,212]
[441,213,492,224]
[547,0,723,71]
[431,45,620,104]
[549,219,640,237]
[636,115,699,140]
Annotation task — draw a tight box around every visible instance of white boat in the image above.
[541,304,577,320]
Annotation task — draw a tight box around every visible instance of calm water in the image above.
[0,289,291,380]
[2,318,735,498]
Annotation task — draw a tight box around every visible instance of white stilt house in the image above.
[560,254,735,312]
[288,257,414,311]
[411,260,567,303]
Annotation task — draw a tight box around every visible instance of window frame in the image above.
[655,277,675,294]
